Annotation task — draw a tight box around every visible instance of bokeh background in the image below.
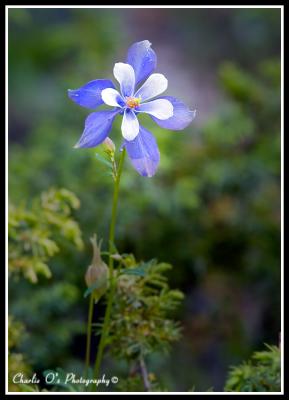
[8,7,281,391]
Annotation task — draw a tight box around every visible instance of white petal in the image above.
[137,99,173,120]
[121,109,139,141]
[135,73,168,101]
[113,62,135,97]
[101,88,123,107]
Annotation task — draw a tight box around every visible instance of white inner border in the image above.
[5,5,284,396]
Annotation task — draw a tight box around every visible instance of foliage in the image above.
[108,256,183,360]
[224,345,281,392]
[8,188,84,391]
[8,316,31,392]
[9,188,83,282]
[103,255,183,391]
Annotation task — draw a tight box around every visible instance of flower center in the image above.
[126,96,141,109]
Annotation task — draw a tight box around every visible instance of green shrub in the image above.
[225,344,281,392]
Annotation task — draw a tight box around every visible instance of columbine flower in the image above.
[68,40,196,177]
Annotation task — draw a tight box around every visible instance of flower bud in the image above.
[102,137,115,155]
[85,234,109,301]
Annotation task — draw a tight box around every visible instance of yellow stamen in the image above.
[126,96,141,109]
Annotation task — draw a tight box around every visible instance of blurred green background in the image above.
[8,7,281,391]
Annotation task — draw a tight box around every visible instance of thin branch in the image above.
[139,355,151,392]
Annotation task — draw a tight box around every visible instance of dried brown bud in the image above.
[85,234,109,301]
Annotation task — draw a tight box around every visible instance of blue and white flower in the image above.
[68,40,196,177]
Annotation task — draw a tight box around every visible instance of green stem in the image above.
[92,148,126,388]
[84,294,94,380]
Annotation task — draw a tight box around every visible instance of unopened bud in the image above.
[102,137,115,155]
[85,234,109,301]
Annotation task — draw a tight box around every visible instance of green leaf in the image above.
[95,153,112,169]
[18,383,39,392]
[83,276,106,298]
[120,267,147,277]
[120,259,156,277]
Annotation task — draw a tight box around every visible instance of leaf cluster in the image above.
[106,255,184,361]
[224,344,281,392]
[9,188,83,282]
